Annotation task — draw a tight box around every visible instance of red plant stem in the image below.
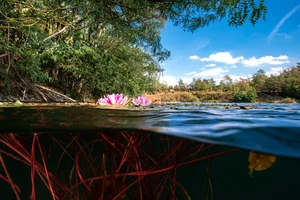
[52,136,76,173]
[171,166,177,200]
[143,134,159,162]
[0,147,49,191]
[36,135,57,200]
[75,147,92,192]
[1,131,240,200]
[125,133,158,167]
[72,164,174,190]
[114,134,138,174]
[0,174,21,192]
[0,148,59,193]
[101,133,123,154]
[0,154,21,200]
[0,135,79,200]
[185,144,214,161]
[74,136,97,176]
[134,144,143,200]
[178,149,240,167]
[161,139,185,163]
[30,134,36,200]
[155,174,168,200]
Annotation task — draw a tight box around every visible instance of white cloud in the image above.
[188,52,290,68]
[242,55,289,67]
[181,78,193,85]
[159,75,178,86]
[266,4,300,44]
[195,67,229,77]
[189,55,200,60]
[206,63,216,67]
[277,33,292,39]
[188,39,210,51]
[159,75,193,86]
[265,67,284,77]
[200,52,244,65]
[228,75,249,82]
[184,71,197,76]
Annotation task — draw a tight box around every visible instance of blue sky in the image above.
[159,1,300,85]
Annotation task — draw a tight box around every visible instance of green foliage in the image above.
[189,78,216,91]
[161,93,199,102]
[233,84,257,103]
[165,0,267,31]
[0,0,268,101]
[280,67,300,99]
[252,69,267,91]
[38,40,162,99]
[252,66,300,100]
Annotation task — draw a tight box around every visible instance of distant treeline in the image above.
[155,66,300,102]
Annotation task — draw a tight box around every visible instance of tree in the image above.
[221,75,233,91]
[178,79,188,91]
[0,0,268,100]
[280,66,300,99]
[233,82,257,102]
[252,69,267,91]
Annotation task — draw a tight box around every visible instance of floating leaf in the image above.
[13,100,23,107]
[248,151,277,176]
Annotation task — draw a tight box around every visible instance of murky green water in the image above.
[0,103,300,200]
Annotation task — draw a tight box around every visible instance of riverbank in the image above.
[143,91,298,103]
[0,91,297,107]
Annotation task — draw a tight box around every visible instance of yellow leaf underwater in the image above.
[248,151,277,176]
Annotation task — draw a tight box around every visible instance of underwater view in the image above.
[1,103,300,200]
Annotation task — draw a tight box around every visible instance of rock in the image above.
[239,106,248,110]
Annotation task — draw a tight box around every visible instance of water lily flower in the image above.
[132,96,152,107]
[97,94,129,106]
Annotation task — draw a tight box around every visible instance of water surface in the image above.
[1,103,300,158]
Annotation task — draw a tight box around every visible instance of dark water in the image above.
[1,103,300,200]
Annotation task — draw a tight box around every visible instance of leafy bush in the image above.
[279,97,297,103]
[233,86,257,103]
[179,93,199,102]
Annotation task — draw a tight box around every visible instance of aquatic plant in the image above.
[97,94,129,106]
[132,96,152,107]
[0,132,239,199]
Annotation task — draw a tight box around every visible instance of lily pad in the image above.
[13,100,23,107]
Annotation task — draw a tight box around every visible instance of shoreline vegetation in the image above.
[1,66,300,105]
[0,91,297,107]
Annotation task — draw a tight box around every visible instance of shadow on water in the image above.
[0,103,300,199]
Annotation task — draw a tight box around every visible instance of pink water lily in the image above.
[132,96,152,107]
[97,94,129,106]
